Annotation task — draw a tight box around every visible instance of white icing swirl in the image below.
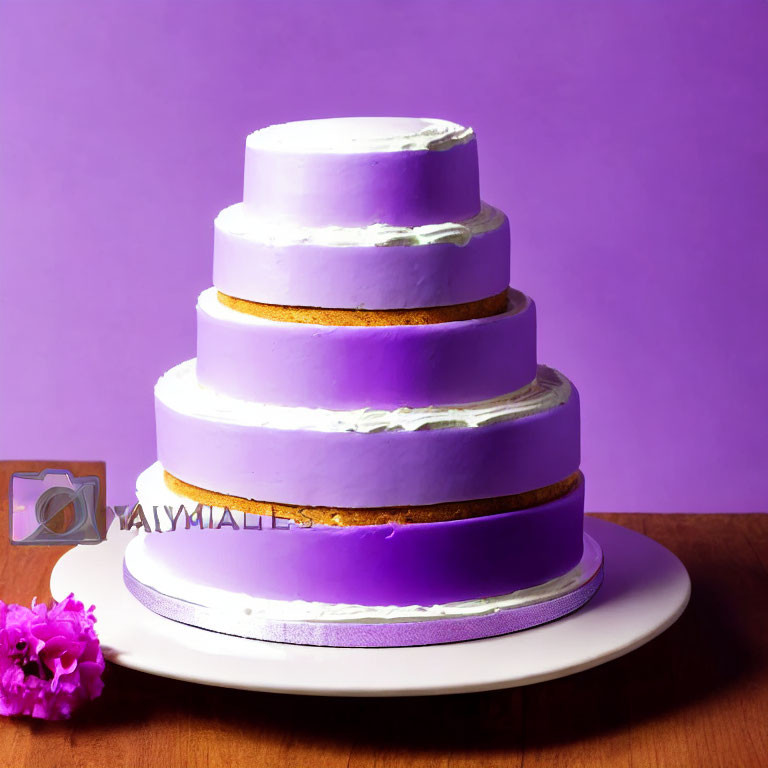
[216,201,505,248]
[128,462,600,624]
[155,360,571,434]
[245,117,474,154]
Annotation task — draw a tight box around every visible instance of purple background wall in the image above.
[1,1,766,512]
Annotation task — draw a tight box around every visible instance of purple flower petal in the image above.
[0,594,105,720]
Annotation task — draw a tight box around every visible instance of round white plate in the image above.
[50,517,690,697]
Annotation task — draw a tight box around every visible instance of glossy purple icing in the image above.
[212,213,510,310]
[129,478,585,606]
[155,384,580,508]
[195,292,537,409]
[243,139,480,227]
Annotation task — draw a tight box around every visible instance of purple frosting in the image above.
[123,533,601,647]
[155,383,580,508]
[135,116,591,646]
[129,478,585,606]
[195,291,537,409]
[243,139,480,227]
[213,213,510,310]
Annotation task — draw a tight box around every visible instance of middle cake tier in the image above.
[196,287,537,409]
[155,361,579,510]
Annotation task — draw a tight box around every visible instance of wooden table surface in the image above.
[0,506,766,768]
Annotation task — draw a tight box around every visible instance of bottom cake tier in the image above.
[123,463,603,648]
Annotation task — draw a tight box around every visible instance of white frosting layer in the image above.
[130,462,600,624]
[156,359,571,434]
[245,117,474,154]
[216,201,504,248]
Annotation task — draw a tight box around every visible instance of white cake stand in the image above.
[49,517,689,697]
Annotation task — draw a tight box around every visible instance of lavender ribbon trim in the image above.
[123,551,603,648]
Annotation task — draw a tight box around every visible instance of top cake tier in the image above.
[243,117,481,228]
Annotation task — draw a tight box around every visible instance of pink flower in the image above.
[0,594,105,720]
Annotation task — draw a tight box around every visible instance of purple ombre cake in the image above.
[124,117,603,647]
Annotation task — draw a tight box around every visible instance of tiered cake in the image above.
[124,117,603,647]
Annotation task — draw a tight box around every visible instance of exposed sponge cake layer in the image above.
[216,287,510,326]
[163,469,581,527]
